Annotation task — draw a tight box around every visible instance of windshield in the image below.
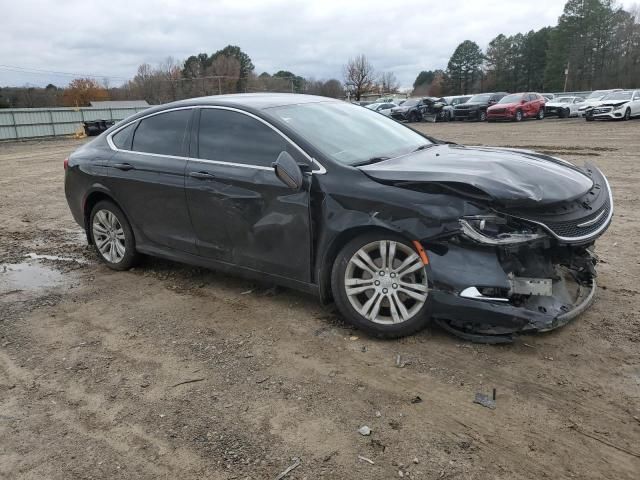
[556,97,573,103]
[266,101,432,166]
[467,94,491,103]
[586,90,608,100]
[602,91,632,101]
[498,94,524,104]
[401,99,419,107]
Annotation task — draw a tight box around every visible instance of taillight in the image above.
[63,158,69,170]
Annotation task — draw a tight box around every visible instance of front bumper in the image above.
[426,242,599,343]
[487,111,515,120]
[454,109,479,120]
[390,111,409,121]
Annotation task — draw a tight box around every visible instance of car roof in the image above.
[156,93,342,111]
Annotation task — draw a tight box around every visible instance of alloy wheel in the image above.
[92,209,126,263]
[624,108,630,120]
[344,241,428,325]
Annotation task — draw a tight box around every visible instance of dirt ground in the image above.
[1,118,639,480]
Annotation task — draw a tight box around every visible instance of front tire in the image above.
[478,110,487,122]
[536,108,544,120]
[90,200,138,270]
[623,108,631,121]
[331,233,431,338]
[515,110,523,122]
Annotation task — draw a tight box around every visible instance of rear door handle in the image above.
[189,171,216,180]
[113,162,134,171]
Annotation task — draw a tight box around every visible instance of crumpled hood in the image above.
[599,100,629,108]
[359,144,594,207]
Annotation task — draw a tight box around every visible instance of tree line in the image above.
[414,0,640,96]
[0,45,347,108]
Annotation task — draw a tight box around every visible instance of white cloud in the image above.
[1,0,636,88]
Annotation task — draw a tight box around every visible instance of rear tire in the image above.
[331,232,431,338]
[478,110,487,122]
[90,200,138,270]
[536,108,544,120]
[515,110,523,122]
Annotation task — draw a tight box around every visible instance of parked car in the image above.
[445,95,472,107]
[390,98,428,122]
[366,102,398,117]
[544,96,585,118]
[577,89,622,116]
[585,90,640,121]
[418,97,454,122]
[487,92,546,122]
[64,93,612,342]
[453,92,508,121]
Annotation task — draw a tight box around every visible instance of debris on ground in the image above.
[473,391,496,410]
[358,425,371,436]
[411,395,423,404]
[275,457,301,479]
[358,455,375,465]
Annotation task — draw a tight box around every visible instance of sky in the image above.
[1,0,638,89]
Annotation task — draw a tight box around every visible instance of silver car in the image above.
[366,102,398,117]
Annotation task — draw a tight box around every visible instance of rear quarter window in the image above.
[111,122,136,150]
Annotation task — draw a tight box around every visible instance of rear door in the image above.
[106,108,197,254]
[185,107,313,282]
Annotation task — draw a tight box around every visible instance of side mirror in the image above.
[521,99,526,104]
[488,100,496,105]
[273,151,303,190]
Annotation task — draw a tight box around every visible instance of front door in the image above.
[185,107,312,282]
[105,108,197,254]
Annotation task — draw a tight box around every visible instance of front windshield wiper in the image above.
[351,156,390,167]
[412,144,436,152]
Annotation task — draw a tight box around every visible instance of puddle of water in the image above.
[0,262,65,294]
[24,252,87,264]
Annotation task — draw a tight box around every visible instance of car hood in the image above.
[599,100,630,107]
[359,144,594,208]
[580,99,606,108]
[455,102,483,108]
[489,102,519,109]
[546,101,573,107]
[391,106,411,112]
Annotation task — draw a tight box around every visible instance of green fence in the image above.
[0,106,149,141]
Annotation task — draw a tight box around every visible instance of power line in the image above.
[0,64,130,80]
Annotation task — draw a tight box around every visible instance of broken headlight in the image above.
[460,215,547,245]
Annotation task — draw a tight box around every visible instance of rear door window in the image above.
[132,109,191,157]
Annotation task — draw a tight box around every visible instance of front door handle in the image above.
[113,162,134,171]
[189,171,216,180]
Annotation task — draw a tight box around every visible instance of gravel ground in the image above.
[1,117,639,479]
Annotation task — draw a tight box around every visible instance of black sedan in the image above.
[64,94,612,343]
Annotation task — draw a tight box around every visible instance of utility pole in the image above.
[563,61,569,92]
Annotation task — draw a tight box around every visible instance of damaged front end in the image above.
[429,215,599,343]
[359,146,613,343]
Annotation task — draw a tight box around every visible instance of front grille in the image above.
[540,196,611,239]
[490,108,506,114]
[593,107,612,114]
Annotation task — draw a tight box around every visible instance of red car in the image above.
[487,93,546,121]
